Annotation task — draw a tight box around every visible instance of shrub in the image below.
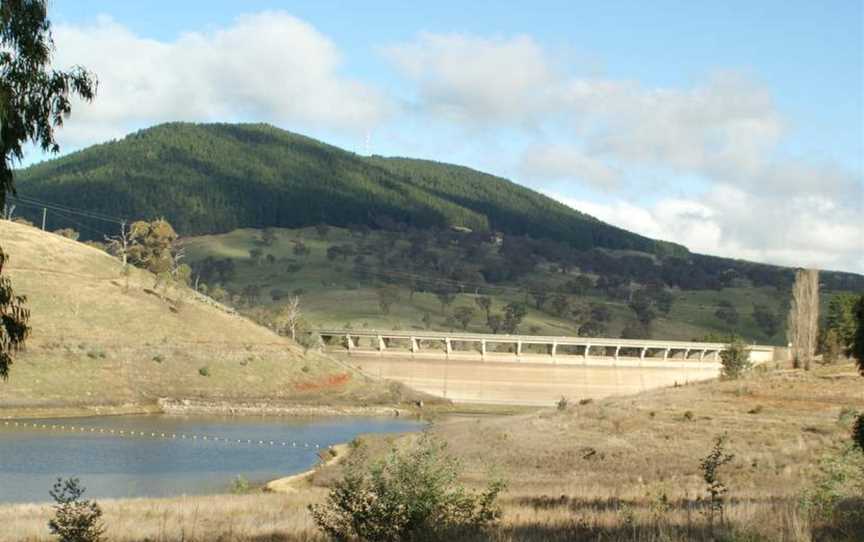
[557,396,569,411]
[720,337,751,379]
[48,478,105,542]
[683,410,695,421]
[198,366,210,377]
[854,414,864,454]
[310,433,505,541]
[231,475,250,495]
[699,434,734,530]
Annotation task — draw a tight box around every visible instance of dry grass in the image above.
[0,220,397,414]
[4,363,852,541]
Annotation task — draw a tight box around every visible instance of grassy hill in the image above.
[14,122,681,255]
[0,221,400,416]
[183,226,795,344]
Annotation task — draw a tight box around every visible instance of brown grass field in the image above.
[0,220,403,416]
[3,362,862,541]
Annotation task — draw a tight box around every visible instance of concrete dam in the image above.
[318,329,779,406]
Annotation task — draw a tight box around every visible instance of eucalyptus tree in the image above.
[0,0,96,379]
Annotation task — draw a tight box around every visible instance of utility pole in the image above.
[41,207,46,230]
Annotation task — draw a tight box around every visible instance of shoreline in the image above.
[264,442,350,493]
[0,399,414,420]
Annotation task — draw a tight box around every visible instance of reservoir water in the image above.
[0,414,424,504]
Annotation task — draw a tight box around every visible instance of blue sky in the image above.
[40,0,864,272]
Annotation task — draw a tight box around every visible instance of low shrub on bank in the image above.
[310,433,505,541]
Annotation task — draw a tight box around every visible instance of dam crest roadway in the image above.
[316,329,779,406]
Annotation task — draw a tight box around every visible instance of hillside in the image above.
[14,122,682,255]
[0,220,399,416]
[184,227,796,344]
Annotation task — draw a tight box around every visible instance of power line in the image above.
[9,194,125,224]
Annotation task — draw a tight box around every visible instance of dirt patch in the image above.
[294,372,351,391]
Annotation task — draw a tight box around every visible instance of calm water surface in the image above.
[0,414,424,504]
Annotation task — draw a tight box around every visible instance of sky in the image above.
[35,0,864,273]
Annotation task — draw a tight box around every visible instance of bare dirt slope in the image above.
[0,220,393,415]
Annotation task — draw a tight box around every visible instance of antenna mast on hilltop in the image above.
[363,129,372,156]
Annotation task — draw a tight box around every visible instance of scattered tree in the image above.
[699,435,734,531]
[714,300,739,327]
[752,304,780,337]
[48,478,105,542]
[788,268,819,370]
[502,303,527,334]
[719,337,751,379]
[453,306,476,330]
[486,313,503,334]
[260,228,277,246]
[527,282,549,310]
[548,294,570,317]
[315,223,330,239]
[474,296,492,320]
[275,296,302,340]
[435,289,456,315]
[53,228,79,240]
[578,320,606,338]
[825,293,859,358]
[376,285,401,315]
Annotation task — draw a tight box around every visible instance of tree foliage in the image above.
[0,0,96,206]
[0,0,94,380]
[48,478,104,542]
[309,434,504,542]
[720,337,751,379]
[0,246,28,379]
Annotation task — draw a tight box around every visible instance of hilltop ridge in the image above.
[14,122,684,256]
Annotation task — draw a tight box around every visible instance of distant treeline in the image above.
[13,122,864,292]
[15,122,681,256]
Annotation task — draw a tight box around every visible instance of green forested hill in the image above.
[15,122,682,255]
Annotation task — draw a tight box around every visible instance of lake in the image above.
[0,414,425,504]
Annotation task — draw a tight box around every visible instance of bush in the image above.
[720,337,751,379]
[48,478,105,542]
[310,433,505,541]
[198,366,210,377]
[231,475,250,495]
[854,414,864,454]
[556,396,569,411]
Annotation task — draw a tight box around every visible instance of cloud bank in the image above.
[53,12,389,146]
[388,33,863,272]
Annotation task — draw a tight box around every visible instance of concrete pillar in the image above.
[663,348,669,360]
[684,349,690,360]
[480,340,486,359]
[410,337,418,353]
[614,345,620,360]
[377,335,386,351]
[345,334,354,350]
[516,340,522,356]
[445,339,452,355]
[640,347,647,360]
[699,349,706,361]
[551,342,557,357]
[584,344,591,359]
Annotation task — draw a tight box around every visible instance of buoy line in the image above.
[1,420,322,449]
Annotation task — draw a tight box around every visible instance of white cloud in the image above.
[391,32,863,273]
[52,13,389,146]
[385,33,560,125]
[551,191,864,273]
[519,144,622,189]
